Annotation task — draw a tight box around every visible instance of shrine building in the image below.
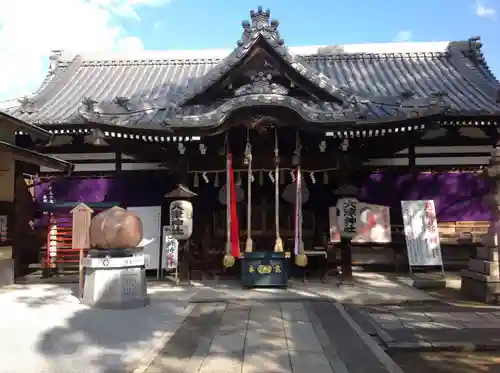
[1,7,499,279]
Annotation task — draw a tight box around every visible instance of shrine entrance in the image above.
[188,121,338,279]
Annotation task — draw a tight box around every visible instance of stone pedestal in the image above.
[461,147,500,304]
[412,272,446,290]
[81,247,149,309]
[461,238,500,304]
[0,258,14,286]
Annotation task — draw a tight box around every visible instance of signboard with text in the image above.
[162,226,179,270]
[127,206,162,270]
[329,202,391,243]
[401,200,443,267]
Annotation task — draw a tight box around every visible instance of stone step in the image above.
[308,301,402,373]
[467,258,500,276]
[476,246,499,262]
[461,269,500,283]
[461,270,500,304]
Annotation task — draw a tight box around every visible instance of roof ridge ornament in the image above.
[113,96,130,110]
[81,97,98,115]
[238,6,284,47]
[48,50,63,76]
[234,71,289,96]
[18,96,35,114]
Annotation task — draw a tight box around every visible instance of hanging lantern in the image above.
[168,200,193,240]
[323,171,329,184]
[280,169,285,184]
[259,171,264,185]
[214,172,219,187]
[193,172,199,187]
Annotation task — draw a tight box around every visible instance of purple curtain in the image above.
[360,171,490,222]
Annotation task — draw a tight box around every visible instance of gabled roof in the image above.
[2,8,499,135]
[175,7,356,107]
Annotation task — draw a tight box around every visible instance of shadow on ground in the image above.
[1,282,189,373]
[392,351,500,373]
[2,272,434,372]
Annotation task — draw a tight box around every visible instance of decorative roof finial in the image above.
[238,7,284,46]
[18,96,35,114]
[113,96,130,110]
[81,97,97,114]
[48,50,63,75]
[250,6,270,29]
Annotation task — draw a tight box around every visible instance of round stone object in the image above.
[89,207,143,249]
[81,247,149,309]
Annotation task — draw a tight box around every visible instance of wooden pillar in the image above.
[115,151,122,172]
[408,139,416,168]
[0,128,15,286]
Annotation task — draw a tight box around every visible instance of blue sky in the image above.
[125,0,499,75]
[0,0,498,101]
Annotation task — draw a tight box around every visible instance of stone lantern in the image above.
[461,147,500,304]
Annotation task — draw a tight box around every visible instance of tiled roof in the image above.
[3,10,499,130]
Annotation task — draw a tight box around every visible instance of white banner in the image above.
[401,200,443,267]
[329,203,391,243]
[162,226,179,270]
[127,206,162,270]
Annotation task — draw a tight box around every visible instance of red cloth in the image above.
[228,154,240,257]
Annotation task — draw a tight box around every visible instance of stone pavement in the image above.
[147,272,435,305]
[141,301,402,373]
[344,303,500,352]
[0,273,434,372]
[0,284,193,373]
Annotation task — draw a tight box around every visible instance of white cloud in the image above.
[393,30,413,42]
[0,0,169,101]
[117,36,145,52]
[475,0,497,18]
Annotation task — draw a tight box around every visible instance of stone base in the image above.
[476,246,499,262]
[411,273,446,290]
[461,269,500,304]
[468,258,499,276]
[0,259,14,286]
[82,248,149,309]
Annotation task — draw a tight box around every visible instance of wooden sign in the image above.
[71,203,94,249]
[71,203,93,299]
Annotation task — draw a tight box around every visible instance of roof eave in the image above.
[0,112,51,140]
[0,140,73,173]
